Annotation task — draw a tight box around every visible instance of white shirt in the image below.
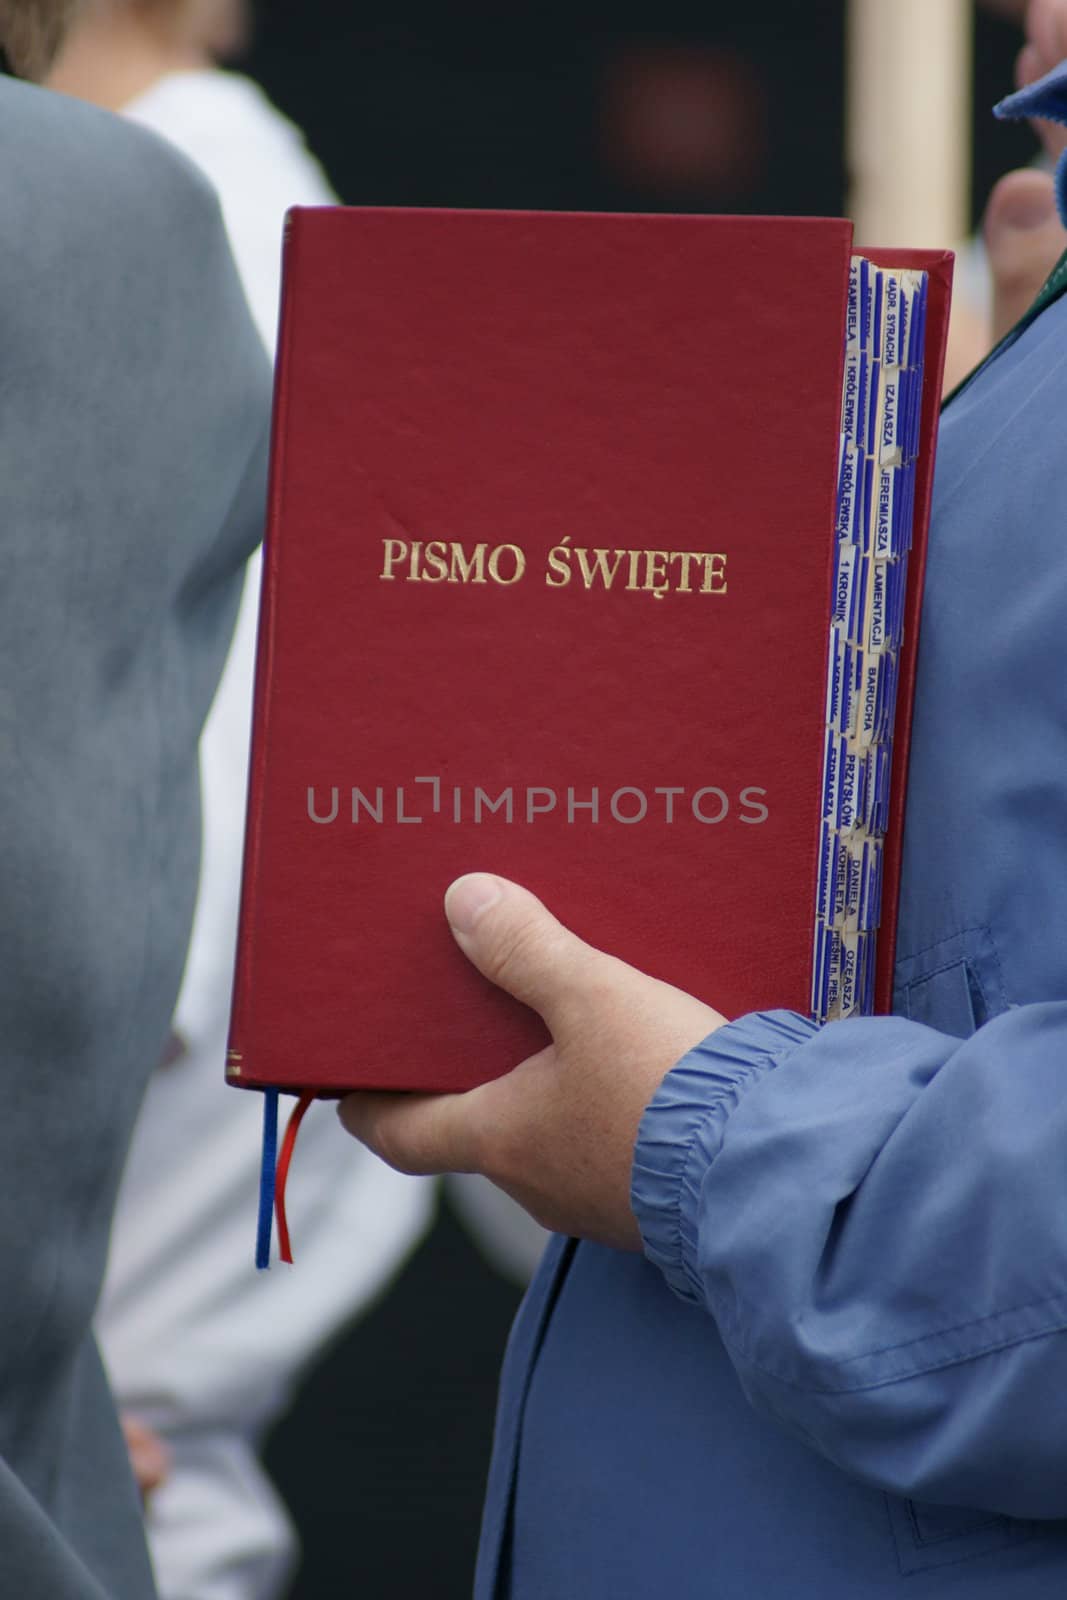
[97,70,434,1600]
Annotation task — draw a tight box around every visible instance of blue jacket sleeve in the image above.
[631,1005,1067,1519]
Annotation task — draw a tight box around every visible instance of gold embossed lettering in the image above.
[422,540,449,583]
[643,551,670,600]
[576,547,625,591]
[545,537,573,587]
[380,539,407,581]
[699,553,728,594]
[449,543,488,584]
[488,544,526,586]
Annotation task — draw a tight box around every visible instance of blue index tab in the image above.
[846,258,862,352]
[856,651,882,747]
[812,918,831,1021]
[818,924,835,1022]
[860,838,883,931]
[883,649,900,741]
[822,727,841,827]
[860,455,876,555]
[908,374,921,467]
[882,271,903,368]
[903,460,918,550]
[873,462,896,558]
[858,257,873,351]
[843,837,865,932]
[816,822,835,923]
[905,366,923,458]
[832,540,856,629]
[865,356,880,458]
[862,746,881,833]
[856,742,869,828]
[882,561,900,652]
[840,350,862,444]
[825,926,844,1018]
[843,639,862,739]
[836,438,861,542]
[856,936,869,1015]
[867,745,884,835]
[832,835,849,922]
[890,463,912,558]
[887,560,907,649]
[838,930,861,1018]
[872,841,886,927]
[867,560,889,653]
[859,347,872,454]
[909,270,929,371]
[816,921,838,1022]
[909,287,925,370]
[864,927,879,1013]
[825,626,846,730]
[857,932,872,1014]
[900,274,915,366]
[870,267,884,359]
[838,741,861,834]
[849,546,869,644]
[860,931,876,1015]
[877,366,903,467]
[874,745,892,834]
[828,636,849,736]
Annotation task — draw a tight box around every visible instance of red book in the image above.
[227,208,952,1096]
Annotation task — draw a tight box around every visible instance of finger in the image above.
[443,873,603,1026]
[1016,42,1043,91]
[338,1086,486,1175]
[121,1417,170,1498]
[1019,1,1067,156]
[985,167,1065,338]
[1027,0,1067,72]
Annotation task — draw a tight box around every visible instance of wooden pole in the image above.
[847,0,973,247]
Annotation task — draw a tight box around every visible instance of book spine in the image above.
[226,209,304,1085]
[812,260,929,1024]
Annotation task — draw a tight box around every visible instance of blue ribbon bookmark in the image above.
[255,1089,280,1270]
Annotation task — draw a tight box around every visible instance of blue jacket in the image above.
[477,76,1067,1599]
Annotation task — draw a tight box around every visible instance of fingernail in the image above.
[445,873,502,935]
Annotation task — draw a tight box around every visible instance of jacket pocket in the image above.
[893,925,1006,1038]
[885,1495,1039,1576]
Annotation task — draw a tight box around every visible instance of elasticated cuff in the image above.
[631,1010,820,1301]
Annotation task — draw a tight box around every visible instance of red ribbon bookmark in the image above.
[274,1093,315,1264]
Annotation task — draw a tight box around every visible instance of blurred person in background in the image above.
[0,4,270,1596]
[984,0,1067,336]
[50,6,434,1598]
[946,0,1067,382]
[597,39,768,212]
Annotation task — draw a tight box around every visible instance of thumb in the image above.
[985,168,1064,343]
[444,873,599,1027]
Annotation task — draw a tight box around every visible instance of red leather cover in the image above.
[227,208,948,1095]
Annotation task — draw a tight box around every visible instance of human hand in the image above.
[121,1414,170,1501]
[339,874,725,1251]
[1018,0,1067,160]
[983,0,1067,341]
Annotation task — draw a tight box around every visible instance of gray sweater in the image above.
[0,74,269,1596]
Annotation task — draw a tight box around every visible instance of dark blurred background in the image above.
[243,4,1038,232]
[245,6,1037,1596]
